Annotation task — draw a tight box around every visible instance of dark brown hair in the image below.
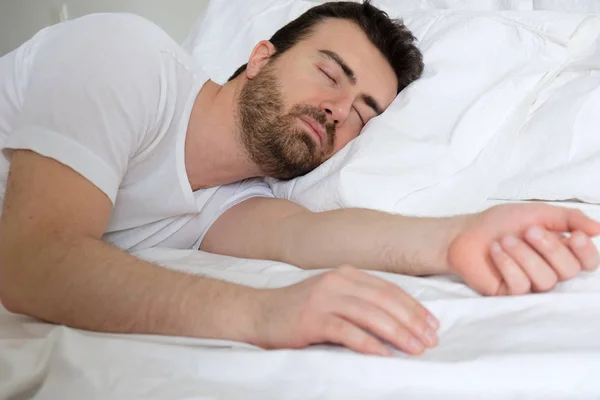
[228,0,424,94]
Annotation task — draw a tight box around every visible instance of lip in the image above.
[299,116,325,146]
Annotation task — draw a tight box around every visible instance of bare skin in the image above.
[1,19,599,357]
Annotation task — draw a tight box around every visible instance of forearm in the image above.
[278,208,467,275]
[0,234,262,343]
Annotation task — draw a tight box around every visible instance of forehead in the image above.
[294,18,398,109]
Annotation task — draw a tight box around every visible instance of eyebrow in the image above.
[318,49,384,116]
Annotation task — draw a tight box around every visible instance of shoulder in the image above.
[27,13,201,102]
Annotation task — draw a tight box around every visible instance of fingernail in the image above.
[379,346,393,357]
[504,236,518,248]
[527,226,544,241]
[409,338,424,353]
[426,315,440,330]
[423,329,438,347]
[491,242,502,253]
[573,234,587,249]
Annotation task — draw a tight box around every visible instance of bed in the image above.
[4,0,600,399]
[2,206,600,399]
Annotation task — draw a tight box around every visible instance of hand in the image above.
[252,265,440,356]
[448,203,600,296]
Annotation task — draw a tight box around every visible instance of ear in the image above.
[245,40,277,79]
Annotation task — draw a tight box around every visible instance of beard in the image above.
[237,63,336,180]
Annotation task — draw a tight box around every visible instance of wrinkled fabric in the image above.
[2,201,600,400]
[269,10,600,216]
[185,0,600,216]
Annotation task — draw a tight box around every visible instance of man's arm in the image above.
[202,197,464,275]
[0,150,262,341]
[0,150,438,356]
[202,196,600,296]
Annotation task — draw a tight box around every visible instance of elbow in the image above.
[0,290,19,314]
[0,253,25,314]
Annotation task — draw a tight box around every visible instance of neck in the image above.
[184,78,262,191]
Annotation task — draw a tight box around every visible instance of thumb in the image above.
[544,207,600,237]
[567,209,600,236]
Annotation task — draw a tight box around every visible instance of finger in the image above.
[333,295,426,355]
[567,231,600,271]
[551,231,600,270]
[551,232,568,244]
[338,266,440,331]
[501,235,558,293]
[523,226,582,281]
[490,242,531,295]
[337,266,439,346]
[323,316,392,357]
[565,209,600,237]
[543,207,600,237]
[447,232,505,296]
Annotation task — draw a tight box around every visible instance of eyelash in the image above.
[319,67,365,127]
[353,107,365,126]
[319,68,337,84]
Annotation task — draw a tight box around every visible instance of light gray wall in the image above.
[0,0,210,55]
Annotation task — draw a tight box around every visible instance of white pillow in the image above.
[183,0,315,85]
[185,1,600,216]
[336,0,600,12]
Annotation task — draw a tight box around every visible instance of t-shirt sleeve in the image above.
[194,178,275,247]
[5,14,164,204]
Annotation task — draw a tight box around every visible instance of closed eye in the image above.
[319,68,337,84]
[353,106,365,127]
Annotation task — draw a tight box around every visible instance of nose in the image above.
[321,93,353,126]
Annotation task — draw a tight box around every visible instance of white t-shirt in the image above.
[0,13,274,251]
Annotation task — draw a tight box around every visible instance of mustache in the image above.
[290,104,336,143]
[290,104,327,126]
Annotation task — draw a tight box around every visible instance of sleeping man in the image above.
[0,0,599,357]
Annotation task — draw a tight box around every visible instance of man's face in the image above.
[238,18,398,180]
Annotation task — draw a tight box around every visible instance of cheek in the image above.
[332,127,359,153]
[281,75,327,106]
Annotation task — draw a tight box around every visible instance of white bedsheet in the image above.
[2,201,600,400]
